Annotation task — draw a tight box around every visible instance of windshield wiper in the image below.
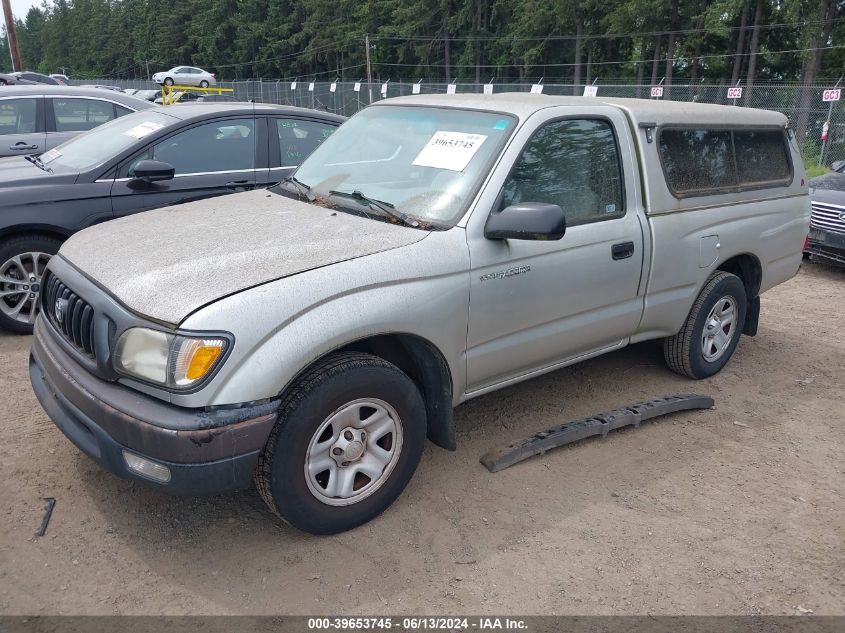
[328,189,420,228]
[282,175,312,198]
[25,154,53,174]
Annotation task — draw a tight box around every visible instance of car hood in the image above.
[0,156,76,188]
[808,172,845,202]
[58,189,429,325]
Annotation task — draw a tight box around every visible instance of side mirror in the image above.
[131,160,174,183]
[484,202,566,241]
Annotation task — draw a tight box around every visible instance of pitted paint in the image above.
[59,189,427,324]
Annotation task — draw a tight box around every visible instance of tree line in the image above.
[1,0,842,87]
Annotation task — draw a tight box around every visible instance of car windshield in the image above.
[40,110,176,172]
[292,105,516,227]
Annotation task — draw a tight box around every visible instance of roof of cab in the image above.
[377,92,788,128]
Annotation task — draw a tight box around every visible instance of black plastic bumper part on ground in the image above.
[480,394,715,473]
[29,318,278,495]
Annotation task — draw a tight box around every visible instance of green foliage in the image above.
[0,0,841,81]
[804,163,829,179]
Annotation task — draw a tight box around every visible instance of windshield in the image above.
[40,110,176,172]
[292,105,516,227]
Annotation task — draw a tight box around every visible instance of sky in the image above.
[9,0,41,21]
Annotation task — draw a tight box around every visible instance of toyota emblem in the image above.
[54,298,66,323]
[839,211,845,222]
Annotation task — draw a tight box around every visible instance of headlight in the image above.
[113,327,229,390]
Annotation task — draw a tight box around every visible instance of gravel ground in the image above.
[0,262,843,616]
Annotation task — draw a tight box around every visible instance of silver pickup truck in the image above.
[29,94,810,534]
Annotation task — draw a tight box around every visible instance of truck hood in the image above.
[59,189,428,324]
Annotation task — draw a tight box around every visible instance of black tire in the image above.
[664,271,747,379]
[199,80,209,88]
[255,352,426,535]
[163,77,174,86]
[0,234,62,335]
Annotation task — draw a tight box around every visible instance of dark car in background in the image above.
[0,85,154,157]
[0,73,37,86]
[131,89,162,102]
[9,71,60,85]
[0,103,344,333]
[807,166,845,266]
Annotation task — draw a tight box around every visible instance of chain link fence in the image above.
[82,78,843,168]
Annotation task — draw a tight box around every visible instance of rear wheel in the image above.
[664,271,747,379]
[0,234,62,334]
[199,80,209,88]
[255,352,426,535]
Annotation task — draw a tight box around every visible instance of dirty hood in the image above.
[59,189,428,324]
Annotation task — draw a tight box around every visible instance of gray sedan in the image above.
[0,85,154,157]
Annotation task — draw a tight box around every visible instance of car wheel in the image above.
[255,351,427,535]
[664,271,747,379]
[199,80,209,88]
[0,234,62,334]
[163,77,174,86]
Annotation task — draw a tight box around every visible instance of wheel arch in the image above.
[716,253,762,335]
[717,253,762,299]
[280,333,456,451]
[0,225,71,243]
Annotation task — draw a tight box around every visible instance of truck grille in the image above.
[43,272,96,358]
[810,200,845,235]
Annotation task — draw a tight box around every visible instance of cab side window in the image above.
[501,119,624,226]
[0,98,39,134]
[277,118,336,166]
[125,118,256,176]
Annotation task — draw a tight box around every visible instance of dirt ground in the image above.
[0,262,843,616]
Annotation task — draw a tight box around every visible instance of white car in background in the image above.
[151,66,216,87]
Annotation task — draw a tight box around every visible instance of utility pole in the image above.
[364,34,373,104]
[2,0,22,72]
[819,75,843,168]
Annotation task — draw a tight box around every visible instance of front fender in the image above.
[175,228,471,408]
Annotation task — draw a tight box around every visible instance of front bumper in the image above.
[806,227,845,266]
[29,318,277,495]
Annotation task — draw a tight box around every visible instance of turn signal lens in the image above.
[172,338,226,386]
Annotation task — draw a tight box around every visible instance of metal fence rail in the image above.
[84,78,843,166]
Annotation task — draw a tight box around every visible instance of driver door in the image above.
[110,116,259,218]
[464,107,646,393]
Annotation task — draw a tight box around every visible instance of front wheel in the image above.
[664,271,747,379]
[163,77,174,86]
[255,352,426,535]
[0,234,62,334]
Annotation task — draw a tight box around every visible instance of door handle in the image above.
[611,241,635,260]
[225,180,254,190]
[10,143,39,151]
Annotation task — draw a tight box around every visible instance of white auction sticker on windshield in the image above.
[124,121,165,139]
[411,131,488,172]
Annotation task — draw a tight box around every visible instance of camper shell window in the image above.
[658,127,792,198]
